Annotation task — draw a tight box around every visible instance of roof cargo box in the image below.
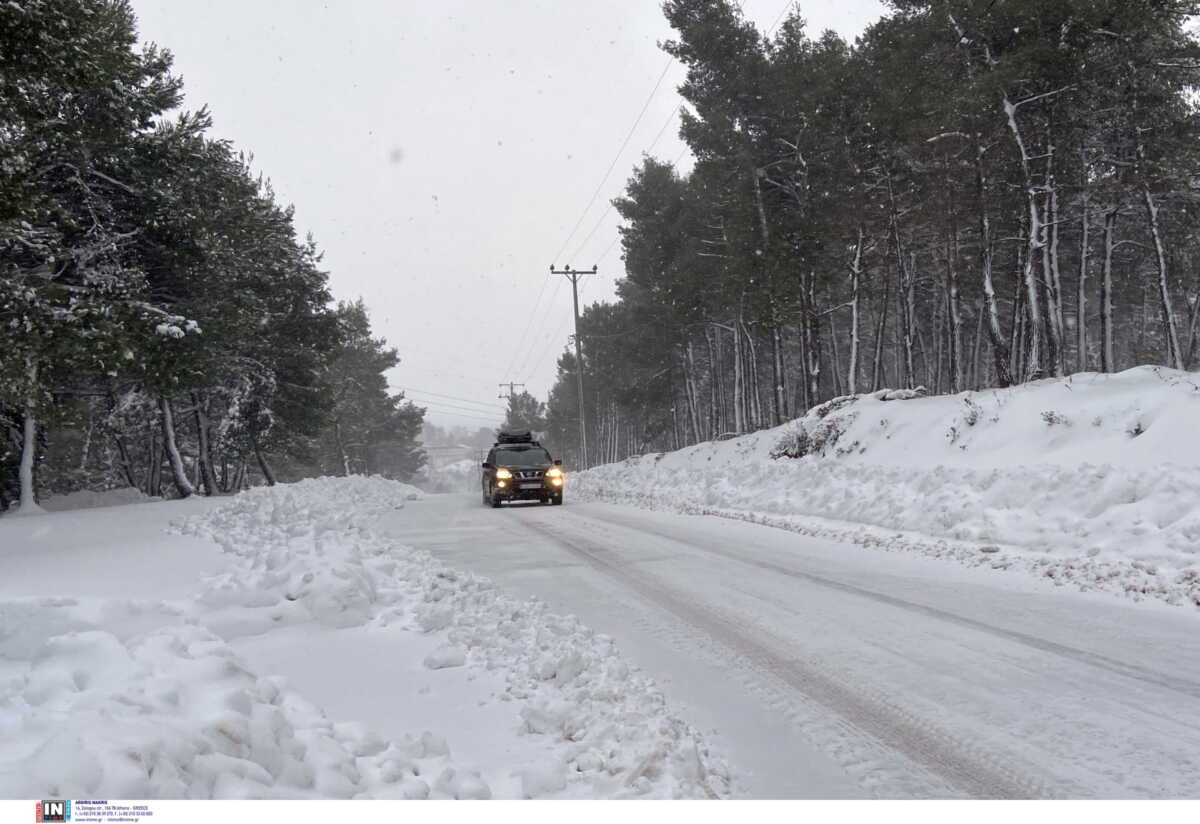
[496,427,533,444]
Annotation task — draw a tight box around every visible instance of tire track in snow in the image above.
[581,508,1200,703]
[520,516,1047,799]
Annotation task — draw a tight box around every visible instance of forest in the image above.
[544,0,1200,468]
[0,0,425,512]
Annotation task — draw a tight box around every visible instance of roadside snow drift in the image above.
[573,367,1200,608]
[0,476,730,799]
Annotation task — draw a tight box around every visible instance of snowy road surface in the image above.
[375,493,1200,799]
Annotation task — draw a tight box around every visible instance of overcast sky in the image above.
[130,0,885,429]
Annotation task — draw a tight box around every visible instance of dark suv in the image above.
[481,432,564,507]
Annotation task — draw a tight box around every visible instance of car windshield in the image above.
[494,447,552,467]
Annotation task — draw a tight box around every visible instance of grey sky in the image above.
[130,0,885,429]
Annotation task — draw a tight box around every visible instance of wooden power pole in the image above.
[550,264,596,469]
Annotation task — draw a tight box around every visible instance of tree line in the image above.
[544,0,1200,468]
[0,0,424,513]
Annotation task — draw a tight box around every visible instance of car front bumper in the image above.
[493,480,564,501]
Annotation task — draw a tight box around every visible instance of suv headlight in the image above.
[545,467,563,479]
[495,468,513,480]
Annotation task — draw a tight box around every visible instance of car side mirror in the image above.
[554,459,562,466]
[482,462,492,469]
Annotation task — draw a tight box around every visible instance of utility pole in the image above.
[497,382,525,402]
[550,264,596,469]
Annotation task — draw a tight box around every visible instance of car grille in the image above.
[514,470,543,480]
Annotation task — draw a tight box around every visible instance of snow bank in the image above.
[2,475,730,799]
[0,603,449,799]
[179,476,730,799]
[573,367,1200,608]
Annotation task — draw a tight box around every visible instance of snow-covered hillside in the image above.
[573,366,1200,608]
[0,477,730,799]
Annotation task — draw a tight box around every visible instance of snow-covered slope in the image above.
[573,366,1200,607]
[0,477,730,799]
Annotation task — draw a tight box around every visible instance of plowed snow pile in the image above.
[574,367,1200,607]
[0,476,730,799]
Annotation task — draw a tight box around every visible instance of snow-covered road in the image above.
[375,493,1200,799]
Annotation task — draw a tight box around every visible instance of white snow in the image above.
[0,475,731,799]
[573,367,1200,608]
[415,457,478,494]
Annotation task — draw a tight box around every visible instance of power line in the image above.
[565,103,687,266]
[551,56,676,264]
[408,399,506,419]
[398,386,507,410]
[598,233,622,264]
[505,55,678,383]
[501,273,555,382]
[417,404,504,424]
[402,394,507,416]
[517,0,795,390]
[509,282,563,383]
[766,0,796,36]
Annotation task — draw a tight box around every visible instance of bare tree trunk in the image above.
[848,224,863,394]
[111,433,137,488]
[805,273,822,403]
[191,391,217,496]
[1010,258,1026,382]
[18,414,38,512]
[78,405,93,473]
[253,439,277,486]
[1101,208,1118,372]
[159,396,194,499]
[1004,97,1045,381]
[705,327,719,436]
[974,143,1013,386]
[731,318,745,433]
[16,359,41,512]
[871,274,891,391]
[830,313,844,396]
[891,217,917,388]
[333,417,351,476]
[1042,186,1065,377]
[684,341,703,443]
[933,288,946,393]
[102,392,138,488]
[779,323,792,420]
[1017,211,1045,380]
[945,221,963,392]
[1143,186,1184,370]
[970,301,985,389]
[1077,191,1090,372]
[771,319,786,424]
[147,432,162,497]
[743,322,763,429]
